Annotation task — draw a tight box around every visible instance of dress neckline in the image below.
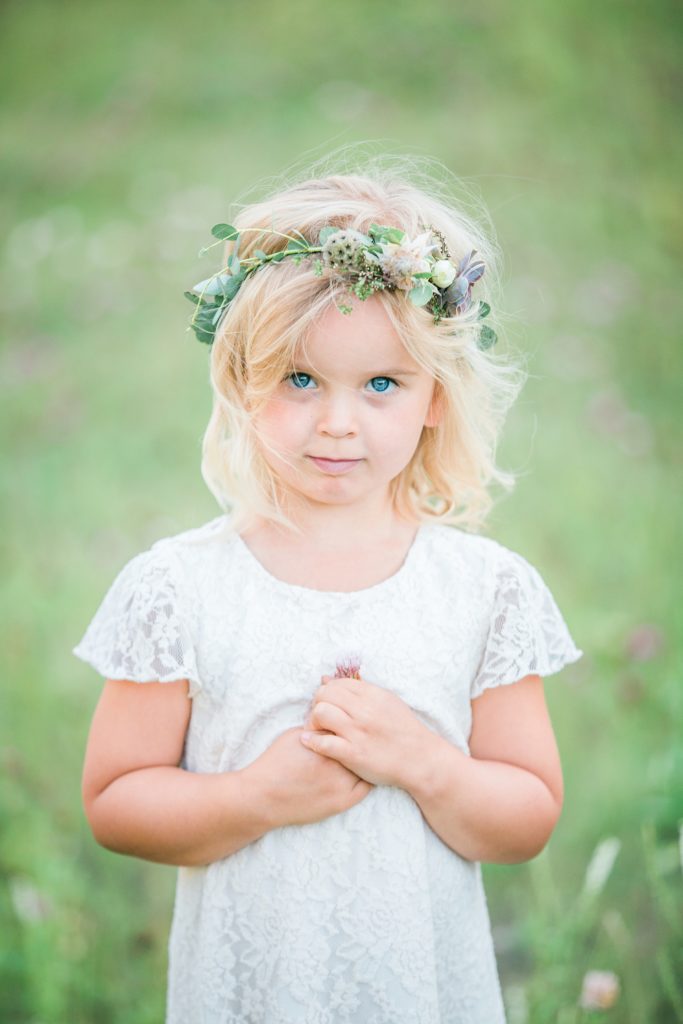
[233,523,430,601]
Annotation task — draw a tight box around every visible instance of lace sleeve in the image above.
[72,543,201,696]
[471,549,583,699]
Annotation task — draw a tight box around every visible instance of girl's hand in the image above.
[244,726,374,830]
[301,676,433,789]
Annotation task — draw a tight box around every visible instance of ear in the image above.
[423,383,444,429]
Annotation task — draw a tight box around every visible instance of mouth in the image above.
[307,456,362,475]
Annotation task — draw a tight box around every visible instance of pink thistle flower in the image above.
[334,657,362,680]
[579,970,620,1010]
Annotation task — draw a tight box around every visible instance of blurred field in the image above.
[1,1,681,1021]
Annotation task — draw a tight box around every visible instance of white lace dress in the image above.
[73,516,583,1024]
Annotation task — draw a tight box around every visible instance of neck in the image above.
[252,489,417,550]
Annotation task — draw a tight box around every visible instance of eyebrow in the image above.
[293,365,419,377]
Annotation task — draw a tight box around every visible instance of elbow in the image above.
[521,790,564,863]
[82,781,136,857]
[82,795,125,855]
[498,788,564,865]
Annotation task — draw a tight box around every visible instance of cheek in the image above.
[256,396,311,443]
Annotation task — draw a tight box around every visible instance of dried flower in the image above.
[321,229,372,269]
[579,970,620,1010]
[371,230,440,290]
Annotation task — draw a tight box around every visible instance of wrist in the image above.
[400,729,464,803]
[235,762,282,834]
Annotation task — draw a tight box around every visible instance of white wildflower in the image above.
[582,837,621,898]
[9,877,54,924]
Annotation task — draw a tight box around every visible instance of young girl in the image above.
[74,161,583,1024]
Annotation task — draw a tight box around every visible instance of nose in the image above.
[315,389,359,438]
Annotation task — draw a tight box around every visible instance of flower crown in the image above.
[185,222,497,349]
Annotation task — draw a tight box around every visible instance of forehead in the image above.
[295,296,419,374]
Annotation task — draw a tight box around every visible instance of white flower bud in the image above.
[431,260,457,288]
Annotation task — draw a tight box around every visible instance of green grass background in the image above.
[1,1,681,1021]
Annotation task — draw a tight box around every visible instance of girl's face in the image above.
[252,295,441,514]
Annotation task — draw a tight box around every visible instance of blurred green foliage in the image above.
[1,0,681,1021]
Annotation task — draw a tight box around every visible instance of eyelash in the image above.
[284,372,400,394]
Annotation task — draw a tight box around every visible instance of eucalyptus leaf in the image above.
[478,324,497,349]
[318,226,339,245]
[184,290,201,305]
[190,316,216,344]
[227,254,241,275]
[368,222,405,245]
[478,301,491,319]
[254,249,268,259]
[192,274,230,297]
[211,223,239,241]
[285,239,308,252]
[408,281,435,306]
[220,272,246,300]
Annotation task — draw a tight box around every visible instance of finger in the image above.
[310,700,353,733]
[324,674,366,693]
[313,681,362,709]
[300,730,348,760]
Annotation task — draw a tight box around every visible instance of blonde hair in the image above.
[201,148,526,536]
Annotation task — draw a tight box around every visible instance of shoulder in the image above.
[424,522,535,582]
[145,513,239,575]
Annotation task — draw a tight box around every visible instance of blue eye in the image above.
[286,372,316,389]
[368,377,398,394]
[284,372,399,393]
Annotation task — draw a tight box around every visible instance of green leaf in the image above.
[270,251,286,262]
[478,324,497,349]
[478,301,491,319]
[369,223,405,245]
[190,314,216,344]
[408,282,436,306]
[184,290,201,305]
[285,239,309,252]
[219,271,246,300]
[227,254,241,275]
[318,226,339,245]
[211,223,239,241]
[192,274,230,297]
[254,249,268,260]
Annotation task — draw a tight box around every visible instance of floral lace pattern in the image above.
[73,517,582,1024]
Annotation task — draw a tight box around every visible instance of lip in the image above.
[308,456,362,475]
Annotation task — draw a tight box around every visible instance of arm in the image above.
[402,675,564,864]
[83,677,374,869]
[81,678,274,868]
